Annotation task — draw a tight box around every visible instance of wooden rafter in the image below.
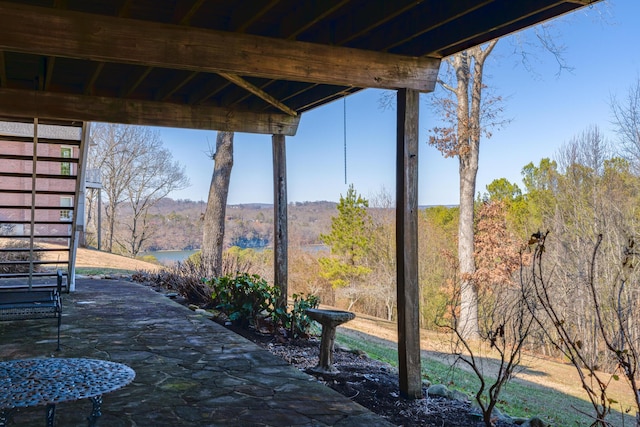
[355,0,495,55]
[174,0,207,25]
[234,0,281,33]
[0,87,300,135]
[53,0,67,9]
[84,62,105,95]
[44,57,55,91]
[0,51,6,88]
[396,1,571,57]
[155,71,199,102]
[0,2,440,92]
[280,0,350,40]
[218,73,297,116]
[120,66,153,98]
[118,0,133,18]
[189,79,231,105]
[316,0,421,46]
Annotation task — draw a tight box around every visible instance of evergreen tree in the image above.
[319,185,373,309]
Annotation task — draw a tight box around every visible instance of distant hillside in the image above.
[144,199,206,251]
[143,198,336,251]
[141,199,460,252]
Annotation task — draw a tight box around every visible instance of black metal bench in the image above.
[0,270,63,351]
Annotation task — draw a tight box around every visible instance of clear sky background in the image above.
[157,0,634,206]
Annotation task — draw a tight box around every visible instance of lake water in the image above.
[143,250,198,265]
[144,245,328,265]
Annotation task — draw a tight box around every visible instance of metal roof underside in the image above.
[0,0,597,135]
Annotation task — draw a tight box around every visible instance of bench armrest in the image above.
[56,270,63,295]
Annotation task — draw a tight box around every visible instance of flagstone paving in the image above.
[0,278,393,426]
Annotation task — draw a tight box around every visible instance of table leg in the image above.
[0,409,14,427]
[87,395,102,427]
[46,404,56,427]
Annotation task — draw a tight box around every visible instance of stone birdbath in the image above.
[305,308,356,374]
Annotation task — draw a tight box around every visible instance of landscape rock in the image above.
[195,308,214,318]
[351,348,368,358]
[427,384,450,398]
[334,343,351,352]
[522,416,547,427]
[450,389,469,402]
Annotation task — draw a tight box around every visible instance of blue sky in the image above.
[159,0,633,206]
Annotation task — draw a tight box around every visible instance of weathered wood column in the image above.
[396,88,422,398]
[272,134,288,309]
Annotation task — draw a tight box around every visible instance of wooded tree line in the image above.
[282,79,640,377]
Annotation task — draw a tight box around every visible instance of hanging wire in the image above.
[343,96,347,185]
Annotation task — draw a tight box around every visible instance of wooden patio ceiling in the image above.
[0,0,596,136]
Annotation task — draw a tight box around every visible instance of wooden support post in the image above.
[272,134,288,309]
[396,88,422,398]
[97,190,102,251]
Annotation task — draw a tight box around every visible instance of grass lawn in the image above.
[336,333,635,426]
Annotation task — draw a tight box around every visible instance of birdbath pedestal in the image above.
[306,308,356,374]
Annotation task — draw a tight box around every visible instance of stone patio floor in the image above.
[0,278,394,426]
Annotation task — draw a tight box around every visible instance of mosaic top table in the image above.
[0,358,135,427]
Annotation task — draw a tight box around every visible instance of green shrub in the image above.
[208,272,320,338]
[275,293,320,339]
[135,263,320,339]
[209,273,279,325]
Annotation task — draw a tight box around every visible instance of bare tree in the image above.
[202,131,234,277]
[121,142,189,256]
[90,123,188,255]
[556,125,611,175]
[367,187,397,321]
[611,77,640,173]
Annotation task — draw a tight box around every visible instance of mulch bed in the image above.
[229,325,517,427]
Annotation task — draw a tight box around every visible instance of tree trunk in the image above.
[455,42,496,340]
[202,131,234,277]
[459,151,479,339]
[105,203,117,252]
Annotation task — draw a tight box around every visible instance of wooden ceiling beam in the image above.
[0,87,300,135]
[138,1,207,100]
[229,0,340,110]
[0,2,440,92]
